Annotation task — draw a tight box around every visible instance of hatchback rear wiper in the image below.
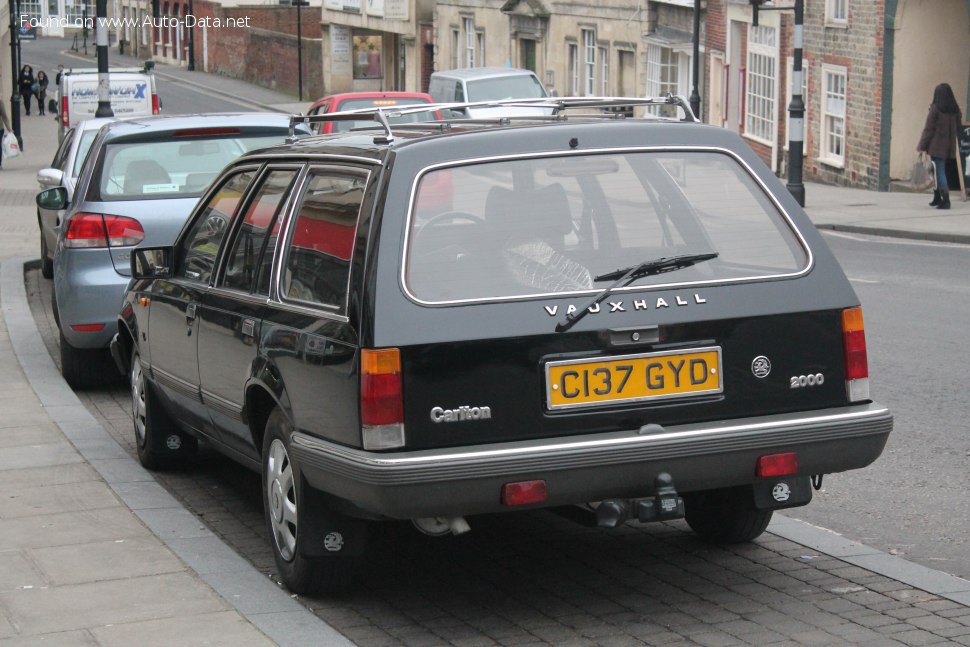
[555,252,718,333]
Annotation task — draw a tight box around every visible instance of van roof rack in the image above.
[65,62,156,75]
[287,94,697,143]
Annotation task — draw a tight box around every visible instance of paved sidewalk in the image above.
[2,43,970,645]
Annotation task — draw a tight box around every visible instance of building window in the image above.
[353,35,383,79]
[463,18,476,68]
[819,64,847,166]
[582,29,596,96]
[452,30,460,69]
[569,43,579,95]
[64,0,94,24]
[599,46,609,95]
[826,0,848,24]
[646,43,679,116]
[745,25,777,144]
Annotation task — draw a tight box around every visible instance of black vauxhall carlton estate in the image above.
[111,97,893,594]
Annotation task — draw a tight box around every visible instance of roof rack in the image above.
[286,94,698,143]
[65,62,156,75]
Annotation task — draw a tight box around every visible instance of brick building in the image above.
[706,0,970,190]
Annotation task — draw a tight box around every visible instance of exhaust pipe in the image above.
[412,516,471,536]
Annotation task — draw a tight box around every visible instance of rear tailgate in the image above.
[399,310,849,450]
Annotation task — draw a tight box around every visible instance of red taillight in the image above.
[152,94,160,114]
[361,349,403,426]
[501,480,548,506]
[64,213,145,249]
[61,96,69,126]
[842,308,869,380]
[757,452,799,477]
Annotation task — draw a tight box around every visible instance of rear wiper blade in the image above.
[556,252,718,333]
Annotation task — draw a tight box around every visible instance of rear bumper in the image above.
[290,403,892,519]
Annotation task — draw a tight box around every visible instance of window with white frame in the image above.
[599,46,609,95]
[477,31,485,67]
[819,64,847,166]
[745,25,777,144]
[65,0,94,24]
[646,43,679,116]
[463,18,476,68]
[569,43,579,95]
[826,0,848,24]
[582,29,596,96]
[452,30,461,69]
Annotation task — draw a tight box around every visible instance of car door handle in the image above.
[186,303,197,321]
[241,318,255,338]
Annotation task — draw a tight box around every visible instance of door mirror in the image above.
[36,187,68,211]
[36,168,65,188]
[131,246,174,279]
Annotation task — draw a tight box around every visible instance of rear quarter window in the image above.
[404,150,809,303]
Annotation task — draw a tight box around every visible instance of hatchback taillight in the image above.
[842,307,870,402]
[152,93,160,114]
[360,348,405,450]
[64,213,145,249]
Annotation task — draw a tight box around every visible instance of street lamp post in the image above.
[95,0,114,117]
[187,0,195,70]
[8,0,23,149]
[294,0,309,101]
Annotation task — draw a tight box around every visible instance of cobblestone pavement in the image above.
[24,267,970,646]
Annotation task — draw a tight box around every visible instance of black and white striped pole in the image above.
[786,0,805,207]
[94,0,114,118]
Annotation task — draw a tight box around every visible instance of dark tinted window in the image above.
[177,170,255,284]
[281,170,365,311]
[222,169,297,293]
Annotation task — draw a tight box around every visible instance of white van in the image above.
[428,67,551,118]
[58,65,160,141]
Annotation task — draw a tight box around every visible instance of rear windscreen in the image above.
[405,151,809,303]
[95,134,286,200]
[333,97,435,132]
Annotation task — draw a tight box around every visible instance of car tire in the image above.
[59,330,111,390]
[262,407,360,595]
[130,347,197,470]
[684,486,773,544]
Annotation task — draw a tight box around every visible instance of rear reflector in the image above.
[64,213,145,249]
[757,452,799,477]
[361,348,405,449]
[842,307,870,401]
[70,323,106,333]
[501,480,548,506]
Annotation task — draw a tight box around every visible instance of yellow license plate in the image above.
[545,347,722,410]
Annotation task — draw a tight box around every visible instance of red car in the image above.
[306,91,439,134]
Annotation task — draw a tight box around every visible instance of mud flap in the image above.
[298,484,369,558]
[752,475,813,511]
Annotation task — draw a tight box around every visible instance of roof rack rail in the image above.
[286,93,698,142]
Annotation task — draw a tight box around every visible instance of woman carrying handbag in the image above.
[917,83,963,210]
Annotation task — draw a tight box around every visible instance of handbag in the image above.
[910,154,934,189]
[2,131,21,159]
[48,98,57,113]
[30,82,39,93]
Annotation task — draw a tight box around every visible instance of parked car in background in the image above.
[36,117,117,278]
[111,97,891,595]
[58,65,160,141]
[305,91,439,134]
[428,67,551,118]
[36,112,308,389]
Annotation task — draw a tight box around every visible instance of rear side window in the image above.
[405,151,809,303]
[281,169,366,312]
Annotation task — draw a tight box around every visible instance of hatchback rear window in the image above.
[405,151,809,303]
[96,134,286,200]
[333,97,435,132]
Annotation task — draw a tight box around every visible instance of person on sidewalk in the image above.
[54,64,65,119]
[917,82,963,210]
[19,65,35,116]
[36,71,50,116]
[0,95,12,170]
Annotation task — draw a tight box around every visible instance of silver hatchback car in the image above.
[37,112,305,389]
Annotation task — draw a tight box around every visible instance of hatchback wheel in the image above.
[684,487,773,544]
[59,331,111,390]
[262,407,359,594]
[131,347,197,470]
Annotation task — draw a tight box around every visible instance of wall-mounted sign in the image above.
[368,0,384,17]
[385,0,407,20]
[331,24,351,63]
